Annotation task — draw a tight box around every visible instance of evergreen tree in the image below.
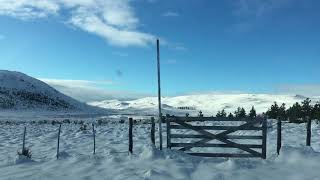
[249,106,257,119]
[286,102,303,123]
[266,102,279,119]
[235,107,246,118]
[312,102,320,120]
[301,98,313,119]
[278,103,287,120]
[216,109,227,118]
[228,113,234,119]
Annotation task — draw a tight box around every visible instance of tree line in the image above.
[195,98,320,123]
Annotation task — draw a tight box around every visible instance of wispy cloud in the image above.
[167,42,187,51]
[276,84,320,97]
[112,51,129,57]
[162,11,179,17]
[230,0,297,32]
[39,78,149,102]
[166,59,177,64]
[233,0,293,18]
[0,0,155,47]
[0,35,5,40]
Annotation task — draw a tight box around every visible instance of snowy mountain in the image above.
[89,93,320,116]
[0,70,105,112]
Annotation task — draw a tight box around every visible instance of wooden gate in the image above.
[166,117,267,159]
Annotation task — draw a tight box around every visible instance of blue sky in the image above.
[1,0,320,100]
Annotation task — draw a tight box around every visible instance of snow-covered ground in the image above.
[0,117,319,180]
[89,93,320,116]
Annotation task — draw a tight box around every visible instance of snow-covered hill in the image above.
[0,70,105,113]
[89,93,320,116]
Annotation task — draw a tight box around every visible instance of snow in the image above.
[0,117,319,180]
[89,93,319,116]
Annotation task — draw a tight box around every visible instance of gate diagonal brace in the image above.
[171,119,262,156]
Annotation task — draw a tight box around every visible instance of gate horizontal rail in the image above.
[170,125,263,130]
[170,134,263,139]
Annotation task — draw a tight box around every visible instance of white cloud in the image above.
[39,78,150,102]
[0,0,155,47]
[0,0,59,19]
[39,78,113,88]
[162,11,179,17]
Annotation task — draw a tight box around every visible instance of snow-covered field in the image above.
[0,117,320,180]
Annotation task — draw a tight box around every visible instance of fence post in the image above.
[129,118,133,154]
[277,118,282,155]
[166,117,171,149]
[57,124,61,159]
[262,118,267,159]
[151,117,155,145]
[22,126,26,153]
[93,123,96,154]
[306,117,311,146]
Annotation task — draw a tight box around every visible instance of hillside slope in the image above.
[0,70,105,112]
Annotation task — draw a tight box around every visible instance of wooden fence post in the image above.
[277,118,282,155]
[93,123,96,154]
[129,118,133,154]
[262,118,267,159]
[57,124,61,159]
[166,117,171,149]
[151,117,155,145]
[22,126,26,153]
[306,117,311,146]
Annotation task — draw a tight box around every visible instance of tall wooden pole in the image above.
[157,39,163,150]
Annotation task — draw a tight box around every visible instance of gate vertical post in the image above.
[262,118,267,159]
